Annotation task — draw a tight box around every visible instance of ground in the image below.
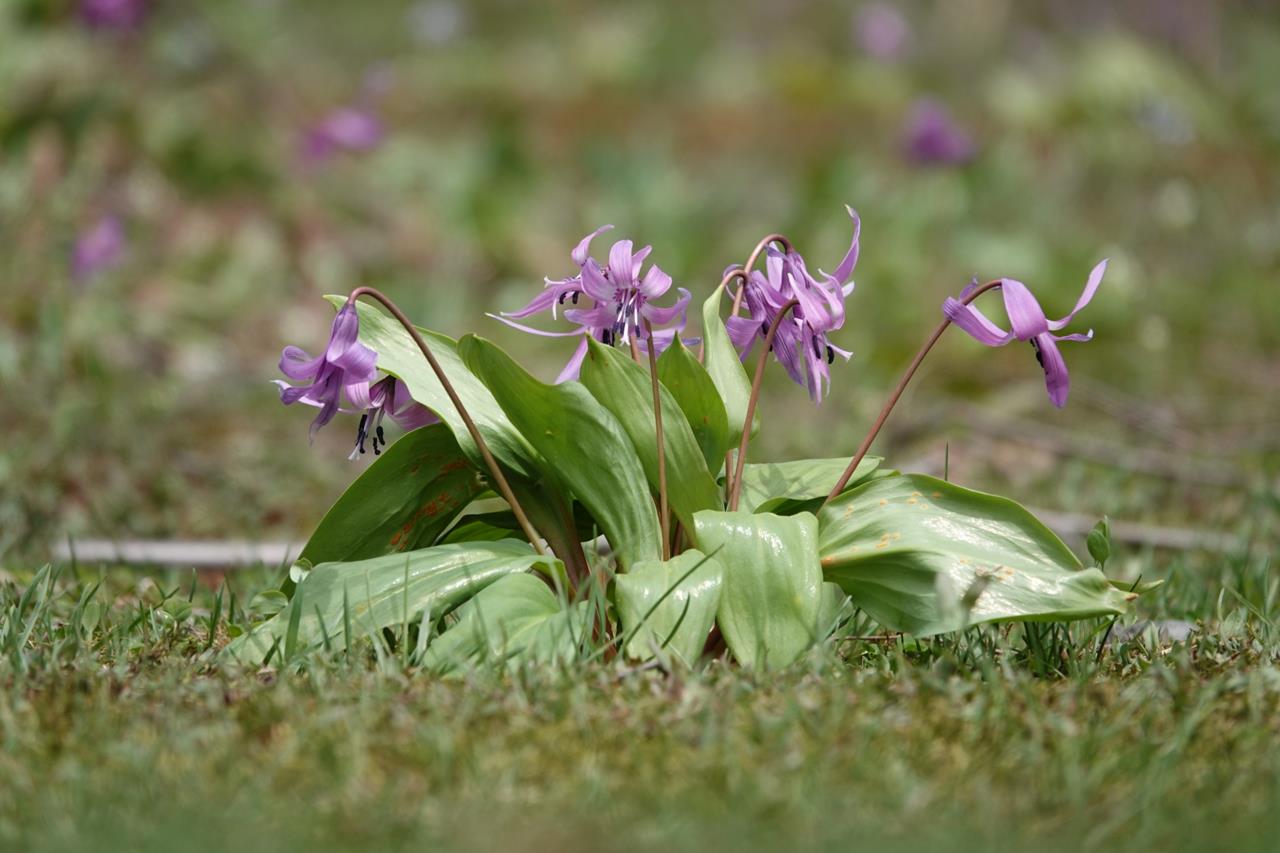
[1,2,1278,851]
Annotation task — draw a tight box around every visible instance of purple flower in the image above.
[855,4,911,61]
[491,225,690,382]
[347,376,439,460]
[904,100,975,166]
[299,106,384,166]
[80,0,147,30]
[943,260,1107,408]
[72,216,125,279]
[276,302,379,439]
[726,208,860,403]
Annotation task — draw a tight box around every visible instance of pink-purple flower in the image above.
[726,208,860,403]
[904,100,975,166]
[943,261,1107,408]
[299,106,384,166]
[855,4,911,61]
[71,215,126,280]
[347,376,438,459]
[80,0,147,31]
[277,302,379,439]
[492,225,690,382]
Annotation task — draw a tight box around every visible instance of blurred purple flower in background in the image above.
[71,215,125,279]
[492,226,690,382]
[943,261,1107,407]
[80,0,147,31]
[276,302,379,439]
[904,100,976,166]
[855,3,911,61]
[727,208,860,403]
[299,106,384,166]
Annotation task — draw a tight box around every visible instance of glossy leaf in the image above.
[423,573,588,673]
[615,549,724,666]
[693,510,825,670]
[224,540,560,662]
[325,296,537,477]
[700,285,756,447]
[730,456,885,514]
[459,334,662,568]
[579,337,722,533]
[818,474,1132,636]
[297,424,484,567]
[656,336,731,471]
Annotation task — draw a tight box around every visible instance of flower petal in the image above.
[608,239,634,286]
[580,259,614,301]
[571,225,613,266]
[487,313,592,337]
[631,245,652,277]
[1034,334,1070,408]
[826,206,861,285]
[323,303,362,361]
[637,264,672,298]
[1000,279,1050,340]
[640,287,689,326]
[279,345,323,380]
[501,284,568,319]
[555,337,591,383]
[1048,259,1107,331]
[942,298,1015,346]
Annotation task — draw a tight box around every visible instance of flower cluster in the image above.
[491,225,691,382]
[726,208,861,403]
[277,209,1106,456]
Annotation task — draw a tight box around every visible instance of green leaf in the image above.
[224,541,560,662]
[693,510,825,670]
[730,456,885,514]
[458,334,662,568]
[325,296,537,478]
[700,285,756,447]
[656,336,731,471]
[615,550,724,666]
[423,573,588,674]
[818,475,1132,636]
[297,424,484,567]
[579,337,723,533]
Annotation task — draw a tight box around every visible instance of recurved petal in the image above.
[581,259,614,301]
[641,286,689,326]
[608,240,635,286]
[330,339,378,379]
[279,345,323,380]
[631,245,652,278]
[324,303,362,360]
[502,283,570,319]
[488,313,594,337]
[554,337,591,383]
[637,263,672,298]
[827,206,861,285]
[942,298,1014,347]
[1048,259,1107,332]
[572,224,614,266]
[1000,279,1050,340]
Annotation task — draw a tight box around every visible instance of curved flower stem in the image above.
[641,319,671,560]
[822,280,1004,506]
[730,233,793,318]
[727,298,800,511]
[347,286,545,555]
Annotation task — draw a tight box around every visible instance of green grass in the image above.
[2,560,1277,853]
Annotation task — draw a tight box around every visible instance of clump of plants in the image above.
[231,209,1135,670]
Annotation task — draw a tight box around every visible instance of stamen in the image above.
[826,345,836,365]
[1031,340,1045,369]
[351,413,369,458]
[558,292,569,305]
[601,329,614,346]
[812,337,822,360]
[571,292,579,304]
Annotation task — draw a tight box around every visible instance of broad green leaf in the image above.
[700,285,756,447]
[297,424,484,567]
[224,541,559,662]
[423,573,588,673]
[579,337,723,533]
[325,296,537,478]
[693,510,825,670]
[656,336,731,471]
[730,456,886,514]
[818,475,1132,636]
[459,335,662,568]
[615,550,724,666]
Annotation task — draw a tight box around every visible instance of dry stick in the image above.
[727,298,801,511]
[347,287,545,555]
[822,280,1004,506]
[642,319,671,560]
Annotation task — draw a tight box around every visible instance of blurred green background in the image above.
[2,0,1277,567]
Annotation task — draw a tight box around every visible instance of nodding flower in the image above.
[726,207,860,403]
[347,376,438,460]
[276,302,378,440]
[490,225,690,382]
[943,260,1107,408]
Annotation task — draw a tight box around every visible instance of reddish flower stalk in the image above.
[727,297,800,511]
[347,286,545,555]
[642,318,670,560]
[822,280,1003,505]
